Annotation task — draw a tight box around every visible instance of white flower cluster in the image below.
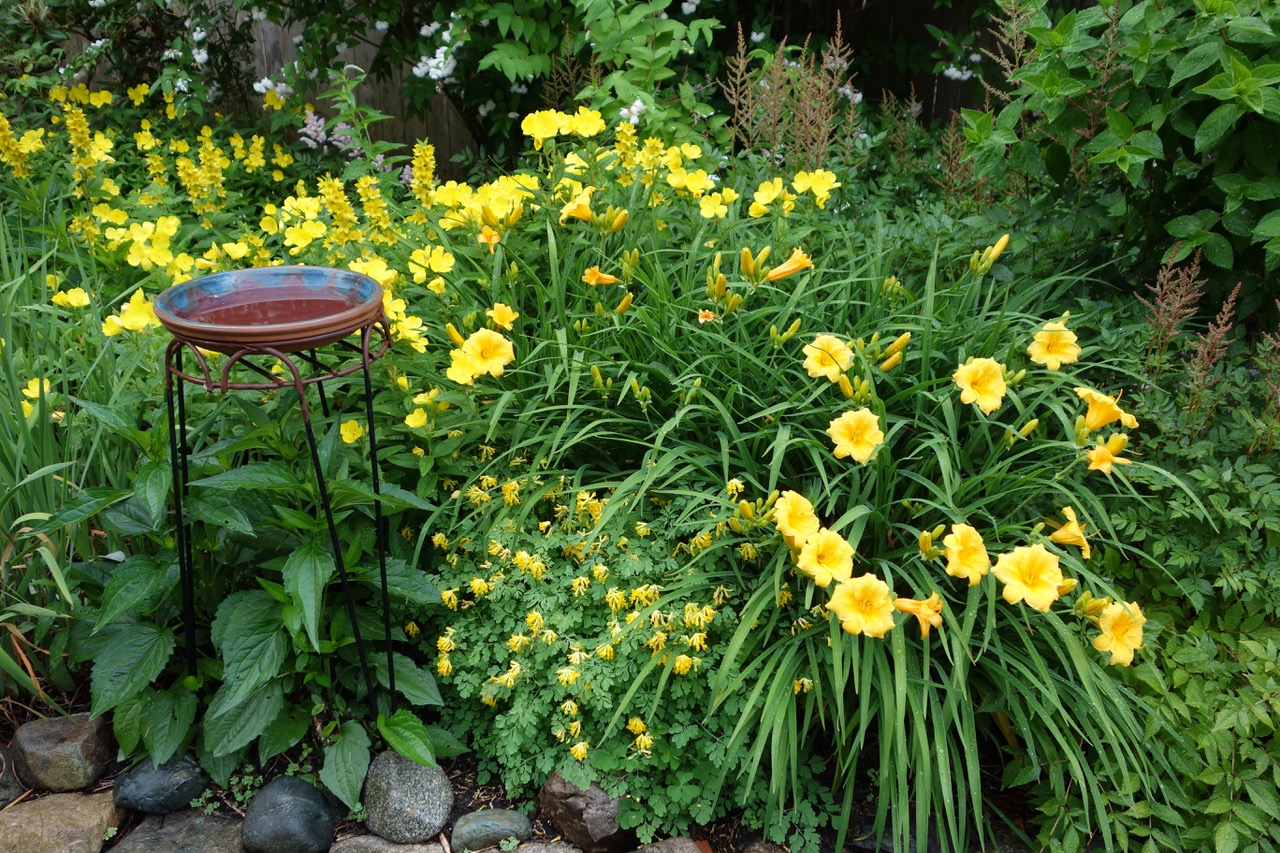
[943,66,973,81]
[250,6,267,21]
[88,0,107,8]
[190,26,206,43]
[420,21,442,37]
[837,84,863,105]
[680,0,699,14]
[619,98,646,124]
[192,48,208,65]
[477,99,496,118]
[412,44,456,80]
[750,30,766,44]
[252,76,294,98]
[375,20,390,32]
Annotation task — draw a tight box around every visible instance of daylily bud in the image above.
[739,247,755,279]
[714,273,727,297]
[784,318,801,340]
[614,292,633,314]
[445,323,465,346]
[738,499,754,520]
[481,204,500,228]
[884,332,911,357]
[879,351,903,371]
[506,203,523,227]
[610,209,629,232]
[838,375,854,398]
[1019,418,1040,438]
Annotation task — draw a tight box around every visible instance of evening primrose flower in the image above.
[993,543,1064,612]
[51,287,90,308]
[1027,319,1081,371]
[1086,433,1133,474]
[894,592,944,637]
[942,524,990,586]
[954,357,1007,414]
[802,334,853,382]
[796,528,855,588]
[792,169,841,208]
[404,408,428,428]
[773,490,820,550]
[1093,600,1146,666]
[1048,506,1091,560]
[521,109,569,149]
[447,329,515,385]
[826,409,884,463]
[1075,387,1139,433]
[826,573,896,638]
[340,420,363,444]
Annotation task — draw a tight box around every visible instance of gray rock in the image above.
[536,772,636,853]
[331,836,444,852]
[114,754,210,815]
[11,713,114,792]
[362,751,453,844]
[0,747,26,807]
[451,808,533,852]
[0,790,121,853]
[242,776,334,853]
[741,843,786,853]
[633,840,702,853]
[111,810,245,852]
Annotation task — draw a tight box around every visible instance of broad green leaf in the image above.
[208,590,287,714]
[1202,232,1234,268]
[113,695,145,755]
[29,488,130,536]
[185,494,255,535]
[319,720,371,810]
[90,621,175,716]
[377,709,436,768]
[68,395,144,444]
[1255,209,1280,239]
[283,537,333,651]
[142,687,197,765]
[376,559,439,607]
[1196,103,1243,152]
[426,725,468,759]
[94,555,178,631]
[259,708,310,763]
[374,653,442,707]
[189,462,300,491]
[134,461,170,527]
[1170,41,1225,86]
[204,679,285,757]
[1214,818,1239,853]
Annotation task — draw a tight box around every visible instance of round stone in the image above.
[362,751,453,844]
[242,776,334,853]
[451,808,532,852]
[114,754,209,815]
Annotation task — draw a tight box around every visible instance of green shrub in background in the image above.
[963,0,1280,318]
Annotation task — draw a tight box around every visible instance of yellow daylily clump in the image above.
[993,543,1064,612]
[942,524,990,586]
[1027,316,1081,371]
[826,409,884,463]
[827,574,896,638]
[953,357,1007,414]
[1093,600,1146,666]
[802,334,853,383]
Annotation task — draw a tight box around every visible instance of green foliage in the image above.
[966,0,1280,315]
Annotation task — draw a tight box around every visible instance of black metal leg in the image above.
[311,351,331,419]
[166,345,198,677]
[362,352,395,712]
[284,364,379,718]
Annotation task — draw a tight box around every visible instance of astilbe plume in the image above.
[1182,281,1240,437]
[1250,301,1280,456]
[1137,249,1204,382]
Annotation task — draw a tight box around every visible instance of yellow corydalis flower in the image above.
[953,357,1007,415]
[1086,433,1133,474]
[826,573,895,638]
[1048,506,1091,560]
[942,524,990,586]
[795,528,854,588]
[993,543,1064,612]
[826,408,884,464]
[802,334,853,383]
[1027,318,1081,371]
[894,592,944,638]
[1075,387,1139,433]
[773,490,820,550]
[1093,600,1146,666]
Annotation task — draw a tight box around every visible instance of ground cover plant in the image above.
[5,2,1276,851]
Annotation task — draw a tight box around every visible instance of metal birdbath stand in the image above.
[155,266,396,716]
